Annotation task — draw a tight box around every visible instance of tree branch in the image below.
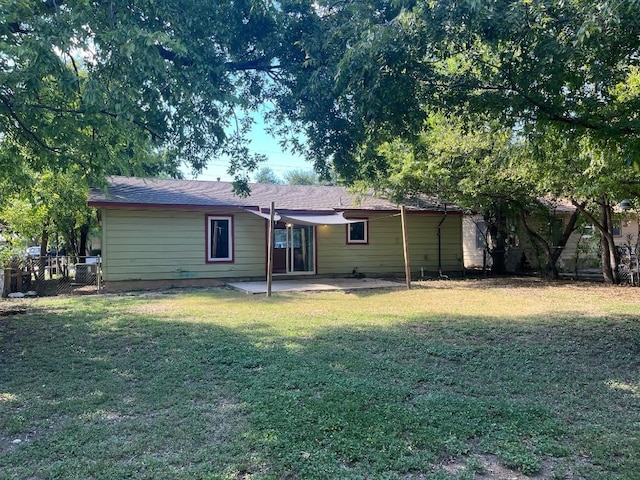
[156,44,280,73]
[8,23,29,34]
[26,102,164,141]
[66,52,82,95]
[156,45,194,68]
[0,93,64,154]
[224,58,280,72]
[521,209,552,253]
[506,73,637,135]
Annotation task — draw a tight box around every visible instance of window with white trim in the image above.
[612,220,622,237]
[347,220,368,244]
[475,221,487,249]
[581,224,595,237]
[207,215,233,262]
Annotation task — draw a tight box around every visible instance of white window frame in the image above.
[475,221,487,250]
[347,219,368,244]
[612,219,622,237]
[206,215,234,263]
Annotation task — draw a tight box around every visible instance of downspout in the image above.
[437,204,448,278]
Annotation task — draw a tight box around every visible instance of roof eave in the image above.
[87,201,257,211]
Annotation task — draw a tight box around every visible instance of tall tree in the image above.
[1,0,289,191]
[272,0,640,178]
[269,0,640,281]
[525,126,640,283]
[514,199,583,280]
[0,169,91,290]
[253,166,283,184]
[283,169,318,185]
[374,113,532,274]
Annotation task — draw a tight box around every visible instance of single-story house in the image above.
[88,176,464,291]
[463,202,584,273]
[463,200,640,274]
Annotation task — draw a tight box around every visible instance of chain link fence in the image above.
[618,247,639,286]
[2,256,102,297]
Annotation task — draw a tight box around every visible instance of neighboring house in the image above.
[519,199,581,273]
[463,202,583,273]
[88,176,464,291]
[463,200,639,274]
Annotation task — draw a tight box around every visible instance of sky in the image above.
[181,112,312,183]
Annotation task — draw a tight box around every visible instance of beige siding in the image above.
[517,212,587,271]
[318,213,463,277]
[462,212,640,273]
[616,216,640,248]
[463,215,489,268]
[103,209,266,282]
[558,227,584,270]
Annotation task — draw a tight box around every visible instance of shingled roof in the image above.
[88,176,453,213]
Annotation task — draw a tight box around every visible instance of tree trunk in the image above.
[601,234,621,284]
[599,202,621,284]
[601,234,615,283]
[572,199,621,284]
[79,223,90,261]
[548,208,582,279]
[518,204,582,280]
[488,217,508,275]
[547,257,560,280]
[635,217,640,286]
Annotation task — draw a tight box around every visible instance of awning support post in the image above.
[401,205,411,289]
[267,201,275,297]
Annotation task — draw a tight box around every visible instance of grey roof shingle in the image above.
[88,176,452,212]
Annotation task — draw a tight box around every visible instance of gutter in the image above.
[437,204,449,278]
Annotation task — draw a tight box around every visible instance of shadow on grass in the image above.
[402,277,611,290]
[0,299,638,479]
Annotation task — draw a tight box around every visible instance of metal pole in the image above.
[267,202,275,297]
[97,256,102,293]
[400,205,411,289]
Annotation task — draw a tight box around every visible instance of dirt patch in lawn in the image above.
[434,454,559,479]
[0,302,27,317]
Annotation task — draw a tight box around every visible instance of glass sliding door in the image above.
[273,223,315,274]
[290,224,314,273]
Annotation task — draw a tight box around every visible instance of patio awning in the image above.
[244,209,359,225]
[279,212,359,226]
[243,209,281,221]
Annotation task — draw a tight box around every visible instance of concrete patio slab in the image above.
[227,277,403,294]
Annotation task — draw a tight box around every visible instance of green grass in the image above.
[1,279,638,479]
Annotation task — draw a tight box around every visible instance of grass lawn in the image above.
[0,279,638,479]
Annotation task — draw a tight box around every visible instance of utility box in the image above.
[75,263,98,284]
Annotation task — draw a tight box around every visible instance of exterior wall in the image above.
[616,215,640,249]
[462,215,490,269]
[102,208,267,283]
[101,208,464,285]
[558,227,582,270]
[463,212,585,272]
[319,212,463,277]
[518,213,640,272]
[514,212,578,271]
[462,211,640,274]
